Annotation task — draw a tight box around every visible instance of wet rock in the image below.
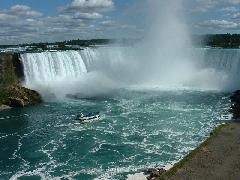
[10,85,42,106]
[8,97,25,107]
[0,104,12,111]
[146,168,166,180]
[230,91,240,119]
[230,90,240,102]
[158,168,166,175]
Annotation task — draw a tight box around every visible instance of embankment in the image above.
[146,122,240,180]
[0,53,42,110]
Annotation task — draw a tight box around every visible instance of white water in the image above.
[194,48,240,90]
[21,51,87,84]
[20,47,240,100]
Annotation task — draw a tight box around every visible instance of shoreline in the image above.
[145,90,240,180]
[145,121,240,180]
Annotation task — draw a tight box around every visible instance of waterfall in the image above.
[193,48,240,91]
[21,50,88,86]
[20,47,240,99]
[199,48,240,75]
[20,50,94,99]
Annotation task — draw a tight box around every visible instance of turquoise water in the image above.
[0,89,230,179]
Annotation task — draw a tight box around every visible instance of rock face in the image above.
[230,90,240,119]
[0,104,12,111]
[0,53,42,110]
[6,85,42,107]
[145,168,166,180]
[0,85,42,109]
[0,53,24,88]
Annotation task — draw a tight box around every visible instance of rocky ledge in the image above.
[145,168,166,180]
[0,52,42,111]
[0,104,12,111]
[230,90,240,119]
[0,85,42,110]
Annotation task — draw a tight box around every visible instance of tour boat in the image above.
[77,112,100,123]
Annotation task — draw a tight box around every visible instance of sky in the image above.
[0,0,240,45]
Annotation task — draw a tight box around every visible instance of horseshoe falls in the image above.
[0,47,238,179]
[20,47,240,99]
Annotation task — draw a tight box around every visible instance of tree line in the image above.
[194,34,240,48]
[1,34,240,49]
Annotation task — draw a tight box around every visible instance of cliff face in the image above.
[0,53,24,87]
[0,53,42,109]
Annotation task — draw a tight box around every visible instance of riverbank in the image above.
[146,122,240,180]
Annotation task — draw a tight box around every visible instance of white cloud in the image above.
[200,19,238,29]
[0,1,113,44]
[221,6,239,13]
[61,0,114,12]
[226,0,240,4]
[6,5,42,17]
[100,20,115,26]
[193,0,240,12]
[74,12,103,19]
[0,13,17,22]
[232,12,240,18]
[193,0,219,12]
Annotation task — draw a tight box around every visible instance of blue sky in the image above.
[0,0,240,44]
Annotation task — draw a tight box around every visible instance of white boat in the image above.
[220,114,233,121]
[77,112,100,123]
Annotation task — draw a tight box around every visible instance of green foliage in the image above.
[2,60,18,86]
[4,35,240,51]
[194,34,240,48]
[0,88,10,104]
[21,39,111,49]
[39,44,48,50]
[0,45,16,48]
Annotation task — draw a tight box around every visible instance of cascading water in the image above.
[21,50,93,99]
[20,47,139,99]
[200,48,240,73]
[20,47,240,100]
[21,51,88,85]
[194,48,240,90]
